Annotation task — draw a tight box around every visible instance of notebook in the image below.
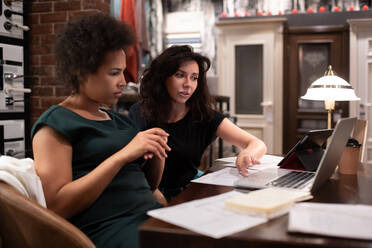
[234,117,356,193]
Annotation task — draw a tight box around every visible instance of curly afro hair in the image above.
[55,12,135,93]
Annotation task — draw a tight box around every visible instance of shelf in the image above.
[217,10,372,28]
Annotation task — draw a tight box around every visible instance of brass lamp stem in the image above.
[324,99,335,129]
[325,65,335,76]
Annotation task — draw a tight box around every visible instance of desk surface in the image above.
[139,165,372,248]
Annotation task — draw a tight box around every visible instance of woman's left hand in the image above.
[236,151,260,176]
[143,135,168,160]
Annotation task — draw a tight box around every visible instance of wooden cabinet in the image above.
[349,18,372,164]
[283,26,349,153]
[216,18,285,155]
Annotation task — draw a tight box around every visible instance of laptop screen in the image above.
[278,129,333,172]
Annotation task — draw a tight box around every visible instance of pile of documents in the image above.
[147,154,372,241]
[147,188,313,239]
[147,191,267,239]
[147,155,311,238]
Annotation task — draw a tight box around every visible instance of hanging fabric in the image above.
[135,0,150,75]
[120,0,139,83]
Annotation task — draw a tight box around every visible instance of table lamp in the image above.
[301,65,360,129]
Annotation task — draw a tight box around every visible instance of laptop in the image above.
[234,117,356,193]
[277,129,333,172]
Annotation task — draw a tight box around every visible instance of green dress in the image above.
[31,105,162,248]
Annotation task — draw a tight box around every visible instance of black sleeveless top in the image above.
[129,103,225,197]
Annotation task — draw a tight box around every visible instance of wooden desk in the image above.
[139,165,372,248]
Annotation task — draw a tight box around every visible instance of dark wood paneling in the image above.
[283,26,349,153]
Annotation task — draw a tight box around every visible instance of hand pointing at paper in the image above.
[216,118,267,177]
[236,151,261,176]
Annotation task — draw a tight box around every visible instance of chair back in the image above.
[0,182,95,248]
[352,119,368,161]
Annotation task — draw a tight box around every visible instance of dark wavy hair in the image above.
[140,45,214,124]
[55,12,135,93]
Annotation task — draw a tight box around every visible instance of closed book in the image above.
[225,187,313,219]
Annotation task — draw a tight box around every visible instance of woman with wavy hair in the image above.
[130,45,267,201]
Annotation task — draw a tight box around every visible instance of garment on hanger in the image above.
[135,0,150,75]
[148,0,163,59]
[120,0,139,83]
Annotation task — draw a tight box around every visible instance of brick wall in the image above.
[27,0,111,124]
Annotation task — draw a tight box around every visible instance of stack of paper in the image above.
[288,203,372,240]
[215,154,284,169]
[147,191,267,239]
[192,155,284,187]
[225,187,313,219]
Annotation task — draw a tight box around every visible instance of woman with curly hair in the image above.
[129,45,267,201]
[31,13,170,248]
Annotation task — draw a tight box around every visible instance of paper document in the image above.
[216,154,283,170]
[215,156,236,163]
[192,155,282,187]
[147,191,267,239]
[191,167,248,186]
[288,203,372,240]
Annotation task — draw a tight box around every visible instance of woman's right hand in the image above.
[120,128,171,163]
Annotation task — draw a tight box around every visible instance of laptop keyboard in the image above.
[266,171,315,189]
